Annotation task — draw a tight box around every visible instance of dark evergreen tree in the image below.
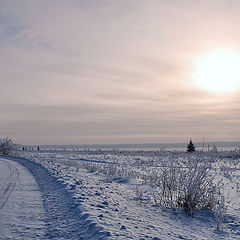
[187,139,196,152]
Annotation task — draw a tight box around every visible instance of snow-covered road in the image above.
[0,158,46,239]
[0,157,108,240]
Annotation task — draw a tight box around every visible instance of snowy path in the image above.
[0,157,108,240]
[0,158,46,239]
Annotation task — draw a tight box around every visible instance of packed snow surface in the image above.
[0,158,45,239]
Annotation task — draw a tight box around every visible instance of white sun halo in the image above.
[193,49,240,92]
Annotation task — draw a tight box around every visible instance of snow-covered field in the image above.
[1,150,240,239]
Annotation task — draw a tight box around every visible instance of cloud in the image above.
[1,0,240,144]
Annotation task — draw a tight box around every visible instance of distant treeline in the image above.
[16,142,240,150]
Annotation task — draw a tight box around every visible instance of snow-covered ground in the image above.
[0,158,45,239]
[1,150,240,239]
[0,156,111,240]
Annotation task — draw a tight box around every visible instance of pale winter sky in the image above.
[1,0,240,145]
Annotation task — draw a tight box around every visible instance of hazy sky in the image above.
[1,0,240,144]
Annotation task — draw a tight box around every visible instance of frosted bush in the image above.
[148,158,218,216]
[135,187,144,201]
[214,191,226,231]
[0,137,14,155]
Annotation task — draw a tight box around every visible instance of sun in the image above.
[193,49,240,93]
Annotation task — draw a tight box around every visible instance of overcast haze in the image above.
[1,0,240,145]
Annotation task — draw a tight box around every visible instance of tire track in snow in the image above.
[0,159,19,210]
[3,156,110,240]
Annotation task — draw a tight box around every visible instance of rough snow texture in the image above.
[14,150,240,239]
[1,156,110,240]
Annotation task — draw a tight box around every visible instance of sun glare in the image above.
[193,49,240,93]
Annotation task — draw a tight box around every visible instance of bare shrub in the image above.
[214,188,226,231]
[81,162,99,173]
[0,137,14,155]
[148,158,218,216]
[135,187,144,201]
